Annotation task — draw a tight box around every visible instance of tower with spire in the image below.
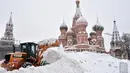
[110,20,123,58]
[110,20,121,49]
[0,12,15,46]
[72,0,82,27]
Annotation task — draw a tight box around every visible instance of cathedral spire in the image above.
[62,17,65,25]
[75,0,82,17]
[96,13,100,23]
[96,16,99,23]
[72,0,82,27]
[8,12,13,24]
[113,20,118,32]
[112,20,121,41]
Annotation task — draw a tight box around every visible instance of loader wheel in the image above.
[22,62,32,68]
[40,60,49,66]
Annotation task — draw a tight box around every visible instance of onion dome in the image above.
[76,0,80,6]
[66,27,74,35]
[92,17,104,31]
[90,32,96,36]
[76,16,88,26]
[60,20,68,30]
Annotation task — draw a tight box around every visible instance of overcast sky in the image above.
[0,0,130,51]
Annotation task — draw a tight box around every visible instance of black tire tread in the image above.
[22,62,32,68]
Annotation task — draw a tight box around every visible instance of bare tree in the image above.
[121,33,130,60]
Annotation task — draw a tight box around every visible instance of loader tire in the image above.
[22,62,32,68]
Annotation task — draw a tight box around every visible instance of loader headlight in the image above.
[10,64,15,67]
[12,64,15,67]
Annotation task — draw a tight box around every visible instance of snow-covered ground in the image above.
[0,60,7,73]
[1,47,130,73]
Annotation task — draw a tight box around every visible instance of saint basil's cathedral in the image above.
[58,0,105,53]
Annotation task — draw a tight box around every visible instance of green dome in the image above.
[92,24,104,31]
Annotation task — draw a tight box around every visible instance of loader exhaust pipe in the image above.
[13,45,16,53]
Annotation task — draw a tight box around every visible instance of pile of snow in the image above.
[0,67,7,73]
[42,47,62,63]
[57,43,64,52]
[0,60,7,73]
[2,47,130,73]
[38,38,58,46]
[0,60,4,64]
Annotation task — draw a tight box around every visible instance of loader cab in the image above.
[4,54,11,63]
[20,42,37,58]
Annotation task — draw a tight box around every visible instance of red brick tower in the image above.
[71,0,83,45]
[66,27,74,47]
[75,16,88,44]
[88,32,97,45]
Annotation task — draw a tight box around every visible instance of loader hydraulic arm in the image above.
[36,39,59,65]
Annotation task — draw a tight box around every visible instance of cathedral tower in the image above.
[58,20,68,46]
[110,20,121,49]
[72,0,82,27]
[66,26,74,47]
[71,0,83,45]
[75,16,88,44]
[92,17,104,47]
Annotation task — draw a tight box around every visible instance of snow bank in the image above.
[0,60,4,64]
[67,52,120,73]
[43,47,62,63]
[2,47,130,73]
[0,67,7,73]
[0,61,7,73]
